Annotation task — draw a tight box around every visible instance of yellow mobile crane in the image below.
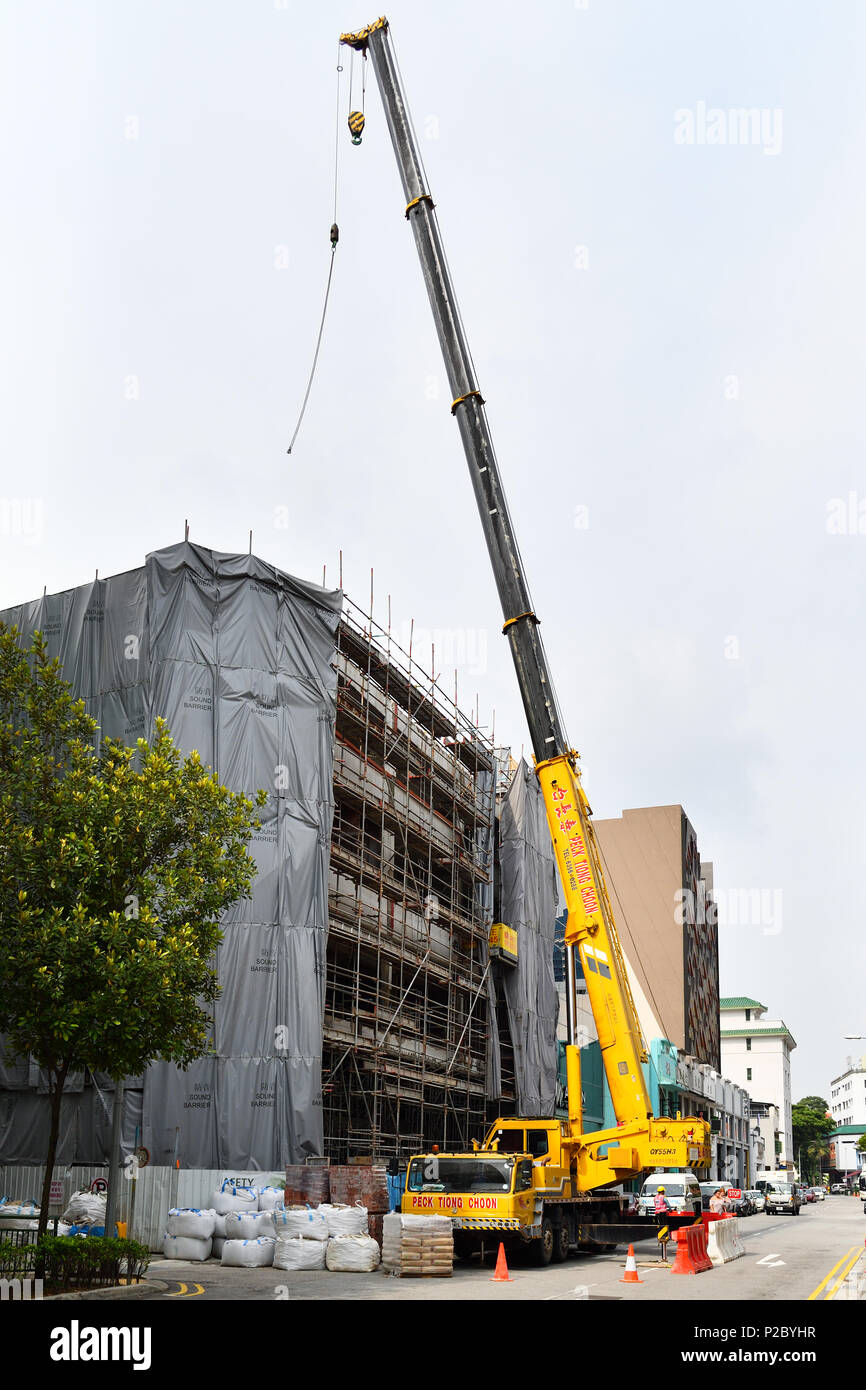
[339,17,711,1263]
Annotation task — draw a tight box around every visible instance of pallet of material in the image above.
[381,1213,454,1278]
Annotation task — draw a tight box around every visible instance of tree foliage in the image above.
[0,625,266,1236]
[791,1097,835,1182]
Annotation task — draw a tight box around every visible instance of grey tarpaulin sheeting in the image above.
[498,759,559,1116]
[473,768,501,1101]
[0,541,341,1169]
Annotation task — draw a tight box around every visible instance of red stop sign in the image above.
[727,1188,742,1199]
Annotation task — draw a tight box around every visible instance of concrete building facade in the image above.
[829,1057,866,1128]
[720,997,796,1167]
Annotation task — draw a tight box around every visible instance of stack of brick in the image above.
[381,1213,453,1277]
[284,1166,331,1207]
[328,1166,389,1214]
[329,1167,389,1248]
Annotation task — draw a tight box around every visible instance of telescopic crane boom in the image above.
[340,16,710,1191]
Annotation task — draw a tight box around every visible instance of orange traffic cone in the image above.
[490,1242,513,1282]
[620,1243,643,1284]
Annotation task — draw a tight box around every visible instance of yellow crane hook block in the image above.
[348,110,365,143]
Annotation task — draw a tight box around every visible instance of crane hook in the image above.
[330,223,339,250]
[348,110,365,144]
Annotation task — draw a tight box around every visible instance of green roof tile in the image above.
[719,997,766,1010]
[720,1024,796,1046]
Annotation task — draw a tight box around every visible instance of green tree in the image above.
[0,626,266,1240]
[792,1098,835,1183]
[858,1133,866,1154]
[798,1095,831,1116]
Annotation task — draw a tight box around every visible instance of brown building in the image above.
[592,805,720,1070]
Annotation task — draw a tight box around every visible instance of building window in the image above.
[747,1068,752,1081]
[745,1009,750,1021]
[746,1038,751,1051]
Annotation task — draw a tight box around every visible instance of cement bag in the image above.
[224,1209,276,1240]
[63,1191,107,1226]
[274,1236,327,1271]
[326,1235,380,1272]
[320,1202,368,1237]
[256,1186,285,1212]
[221,1238,275,1268]
[212,1180,259,1215]
[163,1233,213,1262]
[167,1207,217,1240]
[273,1205,329,1242]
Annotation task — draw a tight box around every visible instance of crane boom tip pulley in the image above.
[339,15,388,51]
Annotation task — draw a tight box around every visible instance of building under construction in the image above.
[323,591,498,1162]
[0,541,520,1171]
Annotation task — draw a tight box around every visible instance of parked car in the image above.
[830,1183,845,1194]
[764,1180,801,1215]
[810,1186,825,1202]
[745,1189,765,1213]
[638,1171,702,1218]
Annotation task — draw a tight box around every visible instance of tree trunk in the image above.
[37,1060,69,1248]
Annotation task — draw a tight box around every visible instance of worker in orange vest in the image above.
[654,1185,672,1215]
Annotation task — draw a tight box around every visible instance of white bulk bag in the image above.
[212,1212,227,1238]
[272,1206,329,1242]
[212,1236,226,1260]
[320,1203,369,1237]
[62,1191,107,1226]
[221,1238,275,1268]
[224,1209,275,1240]
[0,1199,40,1219]
[212,1180,259,1216]
[167,1208,217,1240]
[256,1186,285,1212]
[163,1233,213,1262]
[326,1235,380,1272]
[274,1236,327,1271]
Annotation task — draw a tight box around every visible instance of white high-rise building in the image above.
[720,998,796,1168]
[829,1056,866,1127]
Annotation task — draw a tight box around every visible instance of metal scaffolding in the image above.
[322,588,496,1162]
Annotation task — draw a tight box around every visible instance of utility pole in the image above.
[104,1078,125,1236]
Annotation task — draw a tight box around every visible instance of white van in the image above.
[638,1171,702,1218]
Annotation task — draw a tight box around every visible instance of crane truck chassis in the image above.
[338,16,712,1261]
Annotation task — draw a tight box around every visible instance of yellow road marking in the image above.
[825,1247,864,1302]
[167,1282,188,1297]
[807,1246,858,1301]
[165,1281,206,1298]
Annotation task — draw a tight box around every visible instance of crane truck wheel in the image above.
[531,1217,555,1267]
[552,1220,570,1263]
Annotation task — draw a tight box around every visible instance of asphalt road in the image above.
[102,1194,865,1303]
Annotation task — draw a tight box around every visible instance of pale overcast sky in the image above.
[2,1,865,1100]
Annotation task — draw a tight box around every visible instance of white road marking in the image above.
[756,1253,785,1267]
